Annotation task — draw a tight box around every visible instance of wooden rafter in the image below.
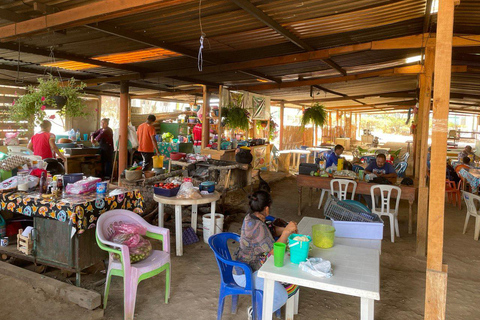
[312,85,367,105]
[0,0,190,41]
[0,9,31,22]
[228,0,347,76]
[290,90,416,104]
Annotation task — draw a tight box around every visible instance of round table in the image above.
[153,191,221,256]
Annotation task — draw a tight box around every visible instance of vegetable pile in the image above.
[154,182,180,190]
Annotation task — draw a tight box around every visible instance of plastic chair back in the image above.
[370,185,401,216]
[352,165,363,173]
[462,191,480,215]
[330,179,357,201]
[402,152,410,162]
[395,161,408,178]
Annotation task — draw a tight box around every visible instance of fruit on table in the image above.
[154,182,180,189]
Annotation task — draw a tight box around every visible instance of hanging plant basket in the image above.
[9,74,89,128]
[301,102,327,129]
[49,95,67,109]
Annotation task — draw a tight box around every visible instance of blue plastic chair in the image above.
[208,232,280,320]
[352,165,364,173]
[395,161,408,178]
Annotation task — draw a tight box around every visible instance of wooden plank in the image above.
[118,81,129,183]
[0,87,26,96]
[416,46,435,256]
[201,86,209,150]
[279,102,284,150]
[425,0,454,317]
[217,85,223,151]
[425,267,448,320]
[0,0,189,40]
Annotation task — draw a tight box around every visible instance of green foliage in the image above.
[9,75,89,128]
[301,102,327,128]
[255,118,278,141]
[221,103,250,132]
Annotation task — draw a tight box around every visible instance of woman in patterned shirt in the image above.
[234,191,298,317]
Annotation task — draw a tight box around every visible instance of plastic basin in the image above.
[312,224,335,248]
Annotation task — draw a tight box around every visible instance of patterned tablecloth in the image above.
[458,168,480,192]
[0,188,144,234]
[157,142,179,158]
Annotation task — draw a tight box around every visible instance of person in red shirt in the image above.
[136,114,160,171]
[91,118,114,179]
[27,120,66,161]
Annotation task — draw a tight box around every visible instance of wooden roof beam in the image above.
[0,9,31,23]
[228,0,346,76]
[290,90,416,104]
[0,0,187,41]
[312,85,366,105]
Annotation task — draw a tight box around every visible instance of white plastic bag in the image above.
[299,258,333,278]
[176,181,202,199]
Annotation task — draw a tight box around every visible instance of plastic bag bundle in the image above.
[176,181,202,199]
[299,258,333,278]
[109,222,152,264]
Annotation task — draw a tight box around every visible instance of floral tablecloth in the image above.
[0,188,144,234]
[458,168,480,192]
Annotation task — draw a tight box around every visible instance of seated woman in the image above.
[234,191,298,317]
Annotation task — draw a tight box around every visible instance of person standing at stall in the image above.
[91,118,114,179]
[137,114,160,171]
[27,120,66,161]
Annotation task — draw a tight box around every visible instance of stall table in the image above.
[154,191,220,256]
[296,175,417,234]
[258,217,380,320]
[0,188,144,286]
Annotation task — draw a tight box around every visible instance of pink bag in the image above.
[110,222,152,264]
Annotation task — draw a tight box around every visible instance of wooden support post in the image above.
[425,0,454,318]
[279,102,284,150]
[329,111,333,142]
[201,86,210,149]
[302,106,306,146]
[218,85,223,151]
[118,80,129,183]
[416,46,435,255]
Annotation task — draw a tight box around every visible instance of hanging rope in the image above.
[197,0,206,72]
[15,43,24,84]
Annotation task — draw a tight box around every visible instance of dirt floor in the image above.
[1,175,480,320]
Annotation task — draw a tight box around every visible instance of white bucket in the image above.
[202,214,224,244]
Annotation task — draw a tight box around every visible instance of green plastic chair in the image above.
[96,209,171,320]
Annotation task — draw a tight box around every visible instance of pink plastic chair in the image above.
[96,209,171,320]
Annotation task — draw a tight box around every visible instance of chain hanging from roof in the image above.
[15,42,24,84]
[198,0,206,72]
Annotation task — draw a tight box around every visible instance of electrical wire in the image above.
[197,0,206,72]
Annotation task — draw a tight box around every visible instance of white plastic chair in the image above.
[330,179,357,201]
[96,209,171,320]
[318,189,332,209]
[461,191,480,241]
[370,185,402,242]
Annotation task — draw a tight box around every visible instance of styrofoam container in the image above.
[331,220,384,240]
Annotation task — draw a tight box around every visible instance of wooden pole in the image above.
[218,85,223,151]
[279,102,284,150]
[329,111,333,142]
[302,106,306,146]
[425,0,454,318]
[201,86,210,149]
[416,46,435,255]
[118,80,129,183]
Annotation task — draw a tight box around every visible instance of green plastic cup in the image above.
[273,242,286,267]
[358,169,365,181]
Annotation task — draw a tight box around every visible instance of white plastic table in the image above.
[306,147,331,161]
[258,217,380,320]
[153,191,221,256]
[278,150,311,170]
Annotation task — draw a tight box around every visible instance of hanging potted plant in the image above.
[221,103,250,132]
[9,75,89,129]
[301,102,327,128]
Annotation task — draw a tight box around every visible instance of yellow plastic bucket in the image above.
[312,224,335,248]
[337,158,344,171]
[153,155,164,168]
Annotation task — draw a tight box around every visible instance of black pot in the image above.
[235,148,253,164]
[52,95,67,109]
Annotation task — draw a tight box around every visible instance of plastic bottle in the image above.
[39,172,47,194]
[68,129,75,141]
[76,130,80,142]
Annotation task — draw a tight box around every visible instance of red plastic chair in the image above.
[445,180,461,209]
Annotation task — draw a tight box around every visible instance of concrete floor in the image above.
[1,176,480,319]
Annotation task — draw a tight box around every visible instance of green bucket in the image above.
[288,233,311,264]
[0,214,6,238]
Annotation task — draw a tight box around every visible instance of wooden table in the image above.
[63,154,101,174]
[296,175,417,234]
[258,217,380,320]
[153,191,221,256]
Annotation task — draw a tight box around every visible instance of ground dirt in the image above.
[1,176,479,320]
